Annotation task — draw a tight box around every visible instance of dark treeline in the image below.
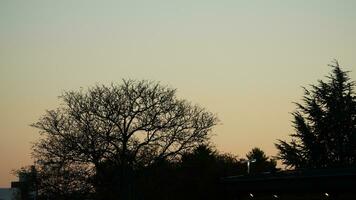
[134,145,276,200]
[15,60,356,200]
[16,145,277,200]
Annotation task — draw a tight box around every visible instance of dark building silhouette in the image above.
[11,166,37,200]
[221,168,356,200]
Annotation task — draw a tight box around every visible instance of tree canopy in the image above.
[276,61,356,169]
[31,80,218,199]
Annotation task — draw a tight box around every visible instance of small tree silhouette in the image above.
[245,147,277,174]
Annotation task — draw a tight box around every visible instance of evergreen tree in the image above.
[276,61,356,168]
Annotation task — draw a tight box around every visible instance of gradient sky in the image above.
[1,0,356,187]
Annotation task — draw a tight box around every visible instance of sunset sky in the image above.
[1,0,356,187]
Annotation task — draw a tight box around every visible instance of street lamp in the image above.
[246,159,256,174]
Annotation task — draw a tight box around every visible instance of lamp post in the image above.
[246,159,256,174]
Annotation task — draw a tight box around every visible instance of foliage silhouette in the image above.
[135,144,245,199]
[276,61,356,169]
[16,146,279,199]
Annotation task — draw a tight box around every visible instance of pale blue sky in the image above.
[1,0,356,186]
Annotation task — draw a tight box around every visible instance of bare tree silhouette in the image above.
[31,80,218,199]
